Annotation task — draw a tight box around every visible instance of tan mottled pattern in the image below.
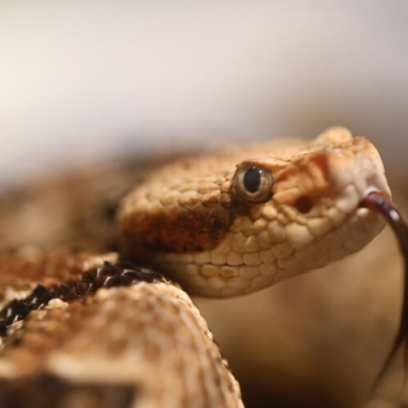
[120,127,390,297]
[0,252,243,408]
[0,250,94,309]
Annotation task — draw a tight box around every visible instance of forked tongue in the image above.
[360,192,408,393]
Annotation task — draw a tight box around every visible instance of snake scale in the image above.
[0,127,392,407]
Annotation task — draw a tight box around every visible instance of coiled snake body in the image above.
[0,127,391,407]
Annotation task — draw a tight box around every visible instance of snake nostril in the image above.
[295,196,313,214]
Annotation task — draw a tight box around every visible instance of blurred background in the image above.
[1,2,408,408]
[1,1,408,186]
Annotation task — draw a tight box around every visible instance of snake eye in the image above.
[233,166,274,204]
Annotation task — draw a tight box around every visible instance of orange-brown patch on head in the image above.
[272,153,330,207]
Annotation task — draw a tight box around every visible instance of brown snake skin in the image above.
[0,127,392,407]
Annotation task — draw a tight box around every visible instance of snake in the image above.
[0,127,392,407]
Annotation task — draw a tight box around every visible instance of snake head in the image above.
[119,127,390,297]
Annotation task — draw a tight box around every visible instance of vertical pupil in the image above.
[244,167,262,193]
